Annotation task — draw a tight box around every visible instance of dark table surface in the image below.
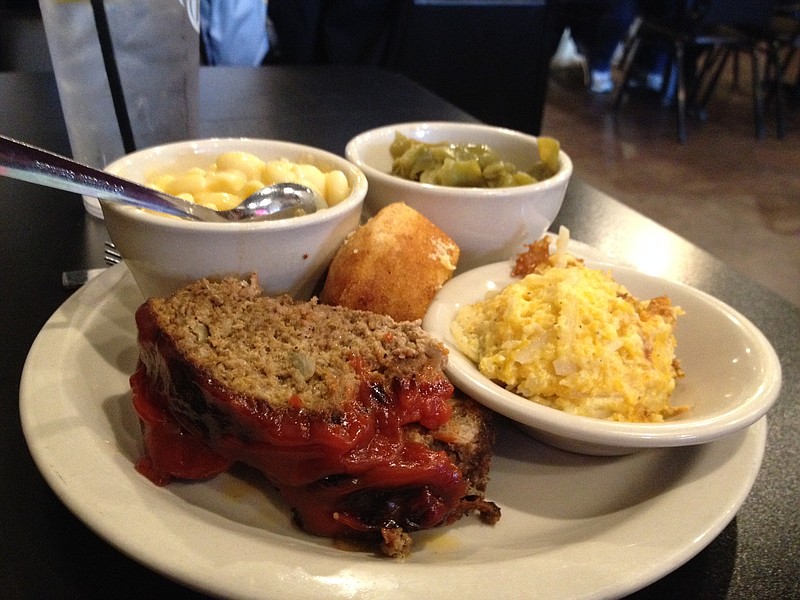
[1,66,798,599]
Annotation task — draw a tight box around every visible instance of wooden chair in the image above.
[613,0,778,142]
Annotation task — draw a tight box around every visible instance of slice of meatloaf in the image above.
[130,275,499,556]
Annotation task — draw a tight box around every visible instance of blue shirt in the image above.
[200,0,269,66]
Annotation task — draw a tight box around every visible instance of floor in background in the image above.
[541,63,800,309]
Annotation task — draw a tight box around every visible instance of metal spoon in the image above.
[0,134,319,222]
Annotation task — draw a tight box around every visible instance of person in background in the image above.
[563,0,637,94]
[200,0,270,66]
[265,0,405,65]
[632,0,690,97]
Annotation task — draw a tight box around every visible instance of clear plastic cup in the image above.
[38,0,201,218]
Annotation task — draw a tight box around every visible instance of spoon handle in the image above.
[0,135,224,221]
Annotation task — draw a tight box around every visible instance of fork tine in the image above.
[104,241,121,265]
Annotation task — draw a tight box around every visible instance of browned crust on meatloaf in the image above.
[142,275,450,414]
[404,392,495,494]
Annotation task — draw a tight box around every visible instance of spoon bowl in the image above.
[0,135,319,222]
[228,182,319,221]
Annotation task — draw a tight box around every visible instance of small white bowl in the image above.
[423,259,782,456]
[345,121,572,271]
[102,138,367,299]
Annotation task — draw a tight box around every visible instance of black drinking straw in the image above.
[89,0,137,153]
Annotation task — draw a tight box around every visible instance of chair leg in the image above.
[770,40,791,139]
[615,17,642,70]
[774,46,787,139]
[675,41,687,143]
[694,46,730,113]
[613,36,642,110]
[750,47,766,140]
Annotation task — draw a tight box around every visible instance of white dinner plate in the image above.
[423,259,781,455]
[20,265,767,600]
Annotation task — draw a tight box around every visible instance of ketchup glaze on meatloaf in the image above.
[130,276,498,550]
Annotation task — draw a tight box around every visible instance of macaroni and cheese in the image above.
[146,151,351,212]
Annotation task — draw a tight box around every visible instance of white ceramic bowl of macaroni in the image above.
[101,138,368,299]
[345,121,572,272]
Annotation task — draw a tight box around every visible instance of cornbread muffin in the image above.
[320,202,459,321]
[131,275,498,557]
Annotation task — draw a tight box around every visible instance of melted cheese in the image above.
[451,259,686,422]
